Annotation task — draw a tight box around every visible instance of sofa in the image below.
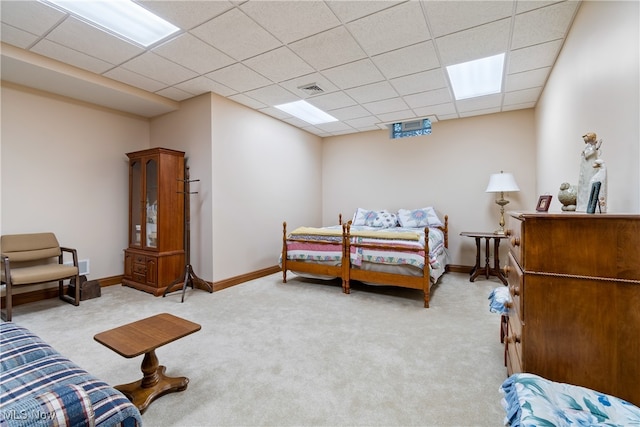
[0,322,142,427]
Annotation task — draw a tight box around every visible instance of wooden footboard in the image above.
[281,215,346,285]
[344,215,449,308]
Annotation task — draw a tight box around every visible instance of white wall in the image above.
[536,1,640,212]
[150,93,213,280]
[149,94,323,282]
[210,95,323,280]
[322,109,537,267]
[0,83,149,293]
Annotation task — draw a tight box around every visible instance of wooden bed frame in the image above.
[281,215,449,308]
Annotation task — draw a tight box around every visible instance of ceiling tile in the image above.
[121,52,198,86]
[137,1,234,30]
[206,63,271,92]
[156,86,193,101]
[511,1,579,50]
[436,18,511,65]
[460,106,501,117]
[1,1,65,36]
[244,84,298,106]
[153,33,235,74]
[240,1,340,44]
[173,76,236,97]
[244,47,314,83]
[505,67,550,92]
[348,2,430,56]
[31,39,113,74]
[314,120,355,133]
[503,87,542,105]
[515,1,560,14]
[346,81,399,104]
[326,1,402,24]
[344,115,381,129]
[289,26,366,70]
[228,93,267,109]
[508,40,562,74]
[372,41,440,80]
[404,88,452,109]
[1,23,41,49]
[307,91,357,111]
[45,17,143,65]
[413,102,457,118]
[390,69,447,96]
[376,109,416,123]
[103,67,166,92]
[423,1,514,38]
[328,105,371,121]
[322,59,384,90]
[456,93,502,112]
[363,97,410,115]
[190,8,281,61]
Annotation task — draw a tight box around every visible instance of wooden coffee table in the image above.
[94,313,201,414]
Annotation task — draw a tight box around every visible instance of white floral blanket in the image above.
[500,373,640,426]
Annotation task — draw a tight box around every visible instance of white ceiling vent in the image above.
[298,83,325,96]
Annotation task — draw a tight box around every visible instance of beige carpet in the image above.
[10,272,508,426]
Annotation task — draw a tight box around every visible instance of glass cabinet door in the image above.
[145,158,158,249]
[130,160,142,246]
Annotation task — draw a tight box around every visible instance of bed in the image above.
[281,207,449,308]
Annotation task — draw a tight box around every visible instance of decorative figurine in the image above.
[558,182,577,211]
[577,132,603,211]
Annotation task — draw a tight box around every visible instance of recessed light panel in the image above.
[275,100,338,125]
[42,0,180,47]
[446,53,505,100]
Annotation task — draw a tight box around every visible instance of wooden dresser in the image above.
[504,212,640,406]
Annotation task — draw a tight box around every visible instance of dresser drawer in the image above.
[133,254,146,264]
[506,252,524,320]
[506,214,523,267]
[506,313,523,375]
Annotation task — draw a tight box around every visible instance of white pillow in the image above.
[397,207,443,228]
[352,208,398,228]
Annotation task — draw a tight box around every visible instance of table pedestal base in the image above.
[116,350,189,414]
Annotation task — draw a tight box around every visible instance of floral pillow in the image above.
[352,208,398,228]
[397,207,443,228]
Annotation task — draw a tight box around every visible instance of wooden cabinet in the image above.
[122,148,185,296]
[503,212,640,406]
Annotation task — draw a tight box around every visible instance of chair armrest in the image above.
[1,255,10,283]
[59,247,78,266]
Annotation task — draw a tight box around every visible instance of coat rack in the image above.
[163,162,213,302]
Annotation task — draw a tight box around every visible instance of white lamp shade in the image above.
[486,172,520,193]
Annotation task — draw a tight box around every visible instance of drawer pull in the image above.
[509,334,521,344]
[510,285,520,296]
[505,229,512,236]
[504,265,511,275]
[510,237,521,247]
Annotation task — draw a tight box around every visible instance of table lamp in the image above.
[486,171,520,234]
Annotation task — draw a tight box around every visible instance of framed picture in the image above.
[536,195,552,212]
[587,181,602,214]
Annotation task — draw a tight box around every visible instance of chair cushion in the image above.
[1,264,78,285]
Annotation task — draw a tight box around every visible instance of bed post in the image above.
[282,221,288,283]
[423,226,430,308]
[342,223,350,294]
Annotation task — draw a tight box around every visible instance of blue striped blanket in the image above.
[1,322,142,427]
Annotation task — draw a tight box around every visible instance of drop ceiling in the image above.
[0,0,580,137]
